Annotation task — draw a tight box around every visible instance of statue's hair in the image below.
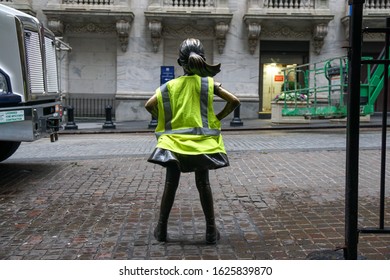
[177,38,221,77]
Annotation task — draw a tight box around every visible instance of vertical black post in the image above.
[379,18,390,229]
[102,105,116,129]
[230,105,244,126]
[148,115,158,129]
[345,0,365,260]
[64,106,78,130]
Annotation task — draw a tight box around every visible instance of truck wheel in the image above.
[0,141,21,162]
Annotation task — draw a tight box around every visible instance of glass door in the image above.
[262,63,285,112]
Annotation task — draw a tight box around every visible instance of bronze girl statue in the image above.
[145,38,240,244]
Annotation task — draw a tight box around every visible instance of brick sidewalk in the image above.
[1,148,389,260]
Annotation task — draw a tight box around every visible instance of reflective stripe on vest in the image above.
[156,77,221,138]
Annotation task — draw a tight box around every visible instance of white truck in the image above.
[0,4,65,162]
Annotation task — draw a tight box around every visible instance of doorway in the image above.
[262,63,286,112]
[262,63,305,111]
[259,41,309,116]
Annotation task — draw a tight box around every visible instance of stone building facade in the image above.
[1,0,389,120]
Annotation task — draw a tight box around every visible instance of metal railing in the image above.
[163,0,215,7]
[365,0,390,9]
[65,96,115,119]
[263,0,314,9]
[276,56,349,118]
[62,0,113,5]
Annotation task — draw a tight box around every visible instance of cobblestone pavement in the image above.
[1,130,390,260]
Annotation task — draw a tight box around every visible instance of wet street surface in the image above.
[1,130,389,259]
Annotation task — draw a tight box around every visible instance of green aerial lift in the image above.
[276,49,388,119]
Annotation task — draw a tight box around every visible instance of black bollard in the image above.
[64,106,78,130]
[148,116,158,129]
[102,105,116,129]
[230,104,243,126]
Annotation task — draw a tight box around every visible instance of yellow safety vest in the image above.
[154,75,226,155]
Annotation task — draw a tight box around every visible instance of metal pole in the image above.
[148,115,158,129]
[64,106,78,130]
[102,105,116,129]
[356,23,390,235]
[379,18,390,229]
[345,0,365,260]
[230,105,244,126]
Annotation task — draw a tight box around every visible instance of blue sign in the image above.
[161,66,175,75]
[161,66,175,85]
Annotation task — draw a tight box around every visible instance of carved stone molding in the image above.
[262,26,310,39]
[116,20,131,52]
[342,16,387,42]
[65,22,115,34]
[163,25,214,38]
[215,22,229,54]
[243,12,333,54]
[247,22,261,55]
[48,20,131,52]
[43,8,134,52]
[363,32,385,41]
[4,1,35,16]
[147,20,231,53]
[47,19,64,36]
[46,20,132,52]
[313,24,328,54]
[149,20,162,53]
[243,16,262,55]
[341,16,350,41]
[144,11,232,53]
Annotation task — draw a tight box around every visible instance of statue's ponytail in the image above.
[178,38,221,77]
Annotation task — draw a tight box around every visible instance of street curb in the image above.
[57,123,387,135]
